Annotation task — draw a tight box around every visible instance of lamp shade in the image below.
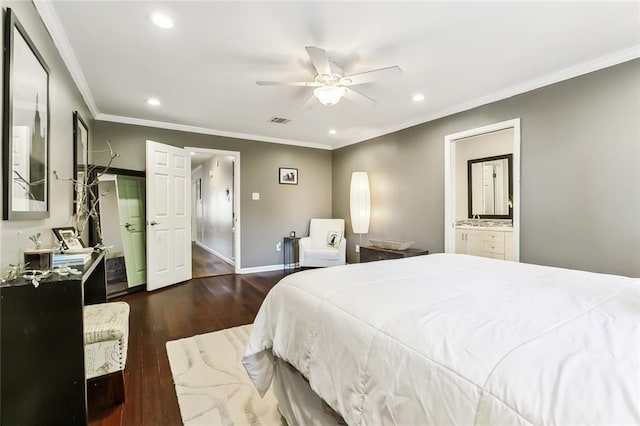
[314,86,347,106]
[350,171,370,234]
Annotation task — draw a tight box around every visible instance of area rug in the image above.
[166,324,284,425]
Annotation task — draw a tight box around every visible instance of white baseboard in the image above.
[195,241,235,266]
[239,264,285,274]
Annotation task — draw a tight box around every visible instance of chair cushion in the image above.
[85,340,125,378]
[304,247,341,260]
[84,302,130,379]
[84,301,130,345]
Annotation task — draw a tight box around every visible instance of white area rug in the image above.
[166,324,284,425]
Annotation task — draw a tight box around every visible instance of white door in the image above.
[146,140,192,291]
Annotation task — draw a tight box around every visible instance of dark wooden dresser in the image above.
[359,246,429,263]
[0,251,106,425]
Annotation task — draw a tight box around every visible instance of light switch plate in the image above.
[252,192,260,200]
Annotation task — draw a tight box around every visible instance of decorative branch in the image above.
[12,170,46,200]
[53,140,121,244]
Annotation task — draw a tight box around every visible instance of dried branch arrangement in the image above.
[53,141,120,243]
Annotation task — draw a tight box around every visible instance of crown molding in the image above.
[31,0,640,151]
[34,0,99,118]
[333,45,640,149]
[96,114,333,150]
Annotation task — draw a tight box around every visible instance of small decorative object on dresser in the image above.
[23,248,53,270]
[360,245,429,263]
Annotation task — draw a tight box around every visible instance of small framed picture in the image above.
[52,227,85,251]
[279,168,298,185]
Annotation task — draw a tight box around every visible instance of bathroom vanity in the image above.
[455,224,515,261]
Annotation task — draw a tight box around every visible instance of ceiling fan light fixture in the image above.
[151,13,174,29]
[314,86,347,106]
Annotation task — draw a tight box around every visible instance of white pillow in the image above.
[327,230,342,248]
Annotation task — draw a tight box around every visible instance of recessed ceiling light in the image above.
[329,129,337,135]
[412,93,425,102]
[146,98,161,106]
[151,13,174,29]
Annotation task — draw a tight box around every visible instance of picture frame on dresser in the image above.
[52,226,85,251]
[2,8,51,220]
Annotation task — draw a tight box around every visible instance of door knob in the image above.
[150,221,161,226]
[124,222,135,231]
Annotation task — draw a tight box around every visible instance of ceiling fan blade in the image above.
[299,94,319,111]
[343,87,376,106]
[305,46,332,76]
[340,66,403,86]
[256,81,320,87]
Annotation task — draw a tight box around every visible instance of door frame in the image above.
[444,118,521,260]
[186,147,241,274]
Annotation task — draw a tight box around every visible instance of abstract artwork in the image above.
[3,8,50,220]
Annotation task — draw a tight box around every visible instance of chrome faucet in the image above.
[473,214,480,226]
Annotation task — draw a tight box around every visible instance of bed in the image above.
[242,253,640,425]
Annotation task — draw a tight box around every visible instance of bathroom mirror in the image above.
[468,154,512,219]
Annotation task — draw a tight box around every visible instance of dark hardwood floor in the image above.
[88,270,284,425]
[192,242,235,278]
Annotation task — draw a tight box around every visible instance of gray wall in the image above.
[333,59,640,278]
[93,121,332,269]
[0,2,94,265]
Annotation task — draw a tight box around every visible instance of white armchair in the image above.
[299,219,347,267]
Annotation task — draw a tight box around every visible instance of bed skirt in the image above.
[273,358,345,426]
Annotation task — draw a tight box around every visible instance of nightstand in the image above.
[359,246,429,263]
[283,236,300,272]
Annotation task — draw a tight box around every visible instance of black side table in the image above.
[283,236,301,272]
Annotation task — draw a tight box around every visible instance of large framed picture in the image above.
[279,167,298,185]
[73,111,89,216]
[52,227,85,251]
[2,8,50,220]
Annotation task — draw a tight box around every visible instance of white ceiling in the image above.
[37,1,640,150]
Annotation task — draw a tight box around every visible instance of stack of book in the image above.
[53,251,92,267]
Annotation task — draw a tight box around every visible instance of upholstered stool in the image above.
[84,301,130,402]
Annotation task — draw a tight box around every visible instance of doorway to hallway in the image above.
[189,147,240,277]
[191,242,234,277]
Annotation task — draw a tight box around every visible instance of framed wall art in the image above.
[73,111,89,216]
[2,8,50,220]
[279,167,298,185]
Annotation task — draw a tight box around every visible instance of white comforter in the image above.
[243,254,640,425]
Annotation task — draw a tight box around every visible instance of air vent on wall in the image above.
[269,116,291,124]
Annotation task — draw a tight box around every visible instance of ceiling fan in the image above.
[256,46,402,109]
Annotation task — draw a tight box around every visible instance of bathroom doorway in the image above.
[188,148,240,277]
[444,119,521,260]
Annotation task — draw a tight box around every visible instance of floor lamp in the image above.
[350,171,370,257]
